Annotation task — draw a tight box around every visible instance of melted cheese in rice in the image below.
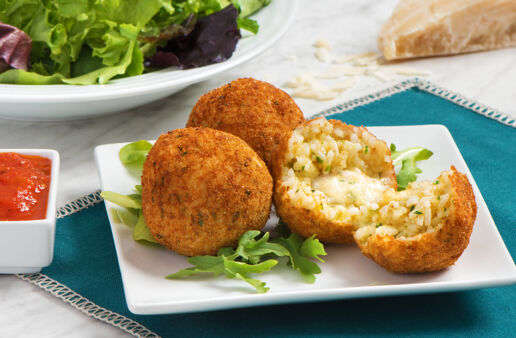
[311,168,388,208]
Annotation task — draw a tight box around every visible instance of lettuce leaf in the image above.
[0,0,271,84]
[231,0,272,18]
[146,5,241,69]
[0,0,181,84]
[237,17,259,34]
[0,23,32,72]
[118,140,153,170]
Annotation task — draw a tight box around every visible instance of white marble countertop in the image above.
[0,0,515,336]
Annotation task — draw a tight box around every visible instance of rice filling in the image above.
[280,118,453,243]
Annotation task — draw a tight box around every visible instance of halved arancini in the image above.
[271,117,398,244]
[355,167,477,273]
[272,117,477,272]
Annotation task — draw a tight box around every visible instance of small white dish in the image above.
[0,149,60,274]
[0,0,297,121]
[94,125,516,315]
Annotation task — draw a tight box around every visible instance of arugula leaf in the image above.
[300,235,326,263]
[166,256,225,278]
[167,255,277,293]
[273,233,327,283]
[167,227,327,292]
[390,144,433,191]
[223,257,277,293]
[235,231,290,264]
[217,246,237,257]
[119,140,153,170]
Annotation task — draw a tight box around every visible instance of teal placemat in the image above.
[19,80,516,337]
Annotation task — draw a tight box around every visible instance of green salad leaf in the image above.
[234,231,290,264]
[102,140,154,243]
[223,258,277,293]
[100,190,141,209]
[237,17,259,34]
[390,144,433,191]
[273,233,326,283]
[102,187,159,244]
[114,208,138,227]
[0,0,173,84]
[133,211,158,243]
[119,140,153,170]
[231,0,272,18]
[167,229,327,293]
[0,0,270,85]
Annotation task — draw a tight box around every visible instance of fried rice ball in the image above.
[271,117,398,244]
[186,78,305,167]
[141,127,273,256]
[272,117,477,273]
[354,167,477,273]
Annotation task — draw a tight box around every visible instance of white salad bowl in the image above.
[0,149,60,274]
[0,0,297,121]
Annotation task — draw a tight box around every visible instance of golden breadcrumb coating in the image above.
[186,78,305,167]
[142,127,273,256]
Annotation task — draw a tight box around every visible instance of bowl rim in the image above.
[0,149,60,225]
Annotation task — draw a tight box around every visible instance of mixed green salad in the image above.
[0,0,270,85]
[102,140,433,293]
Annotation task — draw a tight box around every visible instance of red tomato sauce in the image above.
[0,152,52,221]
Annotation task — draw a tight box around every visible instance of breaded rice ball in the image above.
[271,117,398,244]
[186,78,305,167]
[272,117,477,273]
[355,167,476,273]
[141,127,273,256]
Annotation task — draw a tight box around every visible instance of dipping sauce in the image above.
[0,152,51,221]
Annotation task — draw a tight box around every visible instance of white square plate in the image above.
[94,125,516,315]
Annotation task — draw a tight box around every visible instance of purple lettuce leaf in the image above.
[147,5,241,69]
[139,14,197,45]
[0,23,31,73]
